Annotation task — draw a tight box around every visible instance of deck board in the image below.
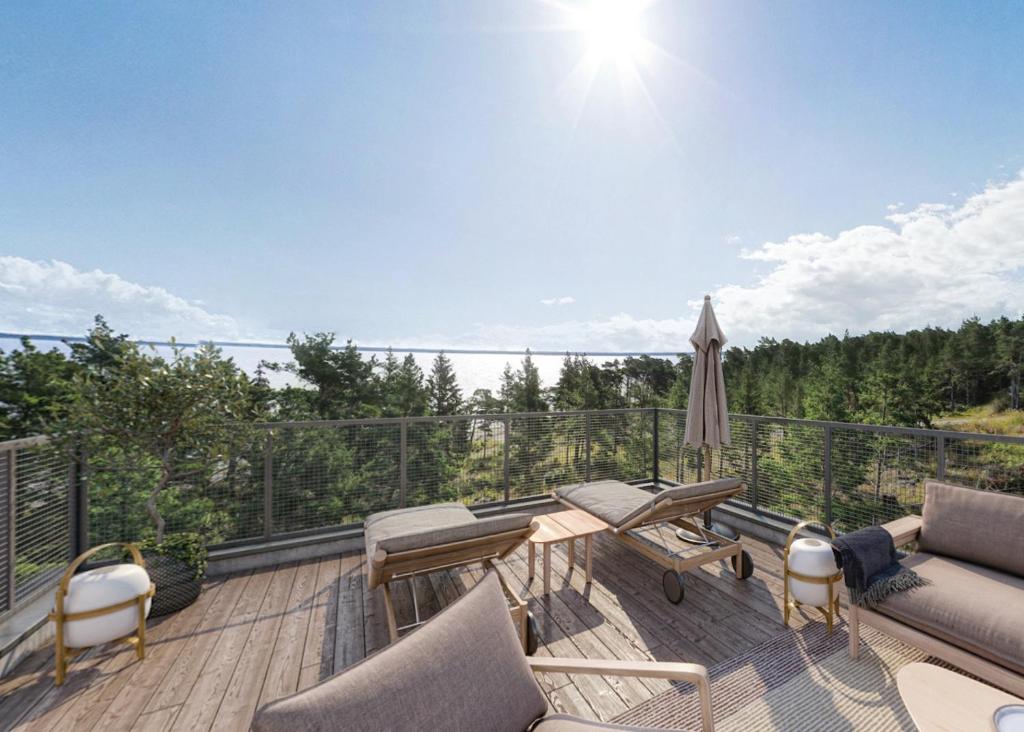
[1,526,816,732]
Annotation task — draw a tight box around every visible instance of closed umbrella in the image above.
[681,295,734,540]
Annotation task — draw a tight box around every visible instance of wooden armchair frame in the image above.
[49,542,156,686]
[368,523,537,651]
[528,657,714,731]
[849,515,1024,698]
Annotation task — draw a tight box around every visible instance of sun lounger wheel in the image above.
[525,611,539,656]
[732,550,754,580]
[662,570,685,604]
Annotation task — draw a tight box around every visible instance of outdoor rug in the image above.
[612,621,945,731]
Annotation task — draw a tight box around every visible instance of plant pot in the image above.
[143,553,202,617]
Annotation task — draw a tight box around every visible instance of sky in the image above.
[2,0,1023,354]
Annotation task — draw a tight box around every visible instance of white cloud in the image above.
[0,257,243,341]
[540,295,576,306]
[420,172,1024,352]
[711,172,1024,345]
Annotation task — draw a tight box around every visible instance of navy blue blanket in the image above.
[832,526,927,607]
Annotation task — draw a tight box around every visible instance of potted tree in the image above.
[64,328,255,615]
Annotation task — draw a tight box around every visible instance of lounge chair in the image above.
[364,502,538,652]
[554,478,752,604]
[252,571,714,732]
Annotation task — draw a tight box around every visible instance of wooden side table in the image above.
[528,510,609,595]
[897,662,1023,731]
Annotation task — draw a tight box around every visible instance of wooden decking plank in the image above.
[130,705,179,732]
[501,551,657,706]
[296,556,341,688]
[331,552,365,674]
[210,563,298,732]
[91,579,228,732]
[143,571,253,714]
[169,565,276,730]
[257,560,320,708]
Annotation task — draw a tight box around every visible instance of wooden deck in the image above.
[0,519,813,731]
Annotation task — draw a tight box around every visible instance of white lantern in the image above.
[50,542,155,685]
[62,563,153,648]
[783,522,843,633]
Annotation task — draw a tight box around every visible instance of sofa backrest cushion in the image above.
[918,480,1024,577]
[251,571,549,732]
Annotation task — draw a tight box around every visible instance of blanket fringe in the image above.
[850,568,929,608]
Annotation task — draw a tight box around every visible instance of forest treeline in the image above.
[2,314,1023,442]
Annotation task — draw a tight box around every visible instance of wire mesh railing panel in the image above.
[271,423,402,533]
[14,441,71,603]
[656,410,701,484]
[0,449,10,614]
[407,417,506,506]
[507,413,588,499]
[708,417,756,504]
[829,428,937,532]
[752,420,824,523]
[587,411,652,484]
[944,437,1024,496]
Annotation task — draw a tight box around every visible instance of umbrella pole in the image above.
[703,448,713,528]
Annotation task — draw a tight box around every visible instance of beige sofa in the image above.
[848,480,1024,697]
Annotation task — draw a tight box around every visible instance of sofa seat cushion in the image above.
[252,572,549,732]
[533,713,688,731]
[918,481,1024,577]
[874,552,1024,675]
[364,503,534,558]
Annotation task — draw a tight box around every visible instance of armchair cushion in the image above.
[918,481,1024,577]
[533,713,681,731]
[251,571,548,732]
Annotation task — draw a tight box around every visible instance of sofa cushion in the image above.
[364,503,534,557]
[533,713,686,731]
[252,571,549,732]
[918,481,1024,577]
[874,552,1024,675]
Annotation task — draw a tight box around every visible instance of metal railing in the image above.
[2,407,1023,619]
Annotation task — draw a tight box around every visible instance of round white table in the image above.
[897,662,1024,732]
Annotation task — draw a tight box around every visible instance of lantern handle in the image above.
[784,520,836,557]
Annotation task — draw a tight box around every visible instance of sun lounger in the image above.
[365,502,538,652]
[554,478,752,603]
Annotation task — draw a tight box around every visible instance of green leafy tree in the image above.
[63,340,256,542]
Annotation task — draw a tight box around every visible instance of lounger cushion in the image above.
[533,714,683,731]
[874,552,1024,675]
[556,480,656,528]
[918,481,1024,577]
[556,478,743,529]
[364,503,534,557]
[251,572,549,732]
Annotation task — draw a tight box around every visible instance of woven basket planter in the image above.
[143,553,202,617]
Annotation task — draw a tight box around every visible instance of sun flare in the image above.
[572,0,651,66]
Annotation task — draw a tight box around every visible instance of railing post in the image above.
[263,431,274,541]
[68,443,86,560]
[585,412,592,482]
[750,417,759,512]
[503,414,511,504]
[6,448,16,610]
[651,408,660,485]
[399,418,408,508]
[824,425,833,525]
[936,435,946,480]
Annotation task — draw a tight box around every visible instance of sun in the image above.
[572,0,651,66]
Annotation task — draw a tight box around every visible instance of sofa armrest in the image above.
[528,657,713,731]
[882,515,922,547]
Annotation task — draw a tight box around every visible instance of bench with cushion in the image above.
[849,480,1024,697]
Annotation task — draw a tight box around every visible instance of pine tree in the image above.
[426,351,462,415]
